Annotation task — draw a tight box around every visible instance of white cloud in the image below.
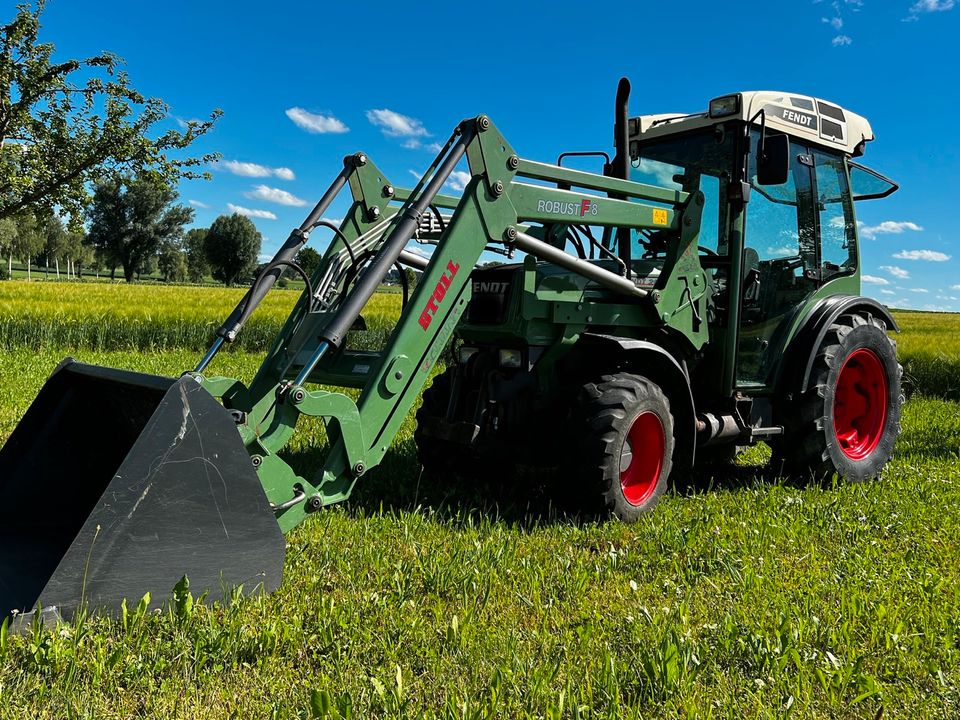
[861,275,890,285]
[832,34,853,46]
[893,249,951,261]
[218,160,296,181]
[765,245,796,258]
[285,107,349,134]
[634,159,681,188]
[188,199,209,209]
[909,288,930,293]
[426,142,444,153]
[879,289,896,295]
[244,184,307,207]
[823,15,844,28]
[952,284,960,290]
[402,139,422,150]
[907,0,955,19]
[227,203,277,220]
[405,244,434,259]
[445,171,473,192]
[858,220,922,239]
[366,109,429,138]
[880,264,910,279]
[175,116,203,129]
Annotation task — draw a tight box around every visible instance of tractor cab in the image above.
[625,91,898,395]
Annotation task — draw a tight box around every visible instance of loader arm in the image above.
[192,115,706,534]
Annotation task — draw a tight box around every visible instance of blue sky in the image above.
[31,0,958,310]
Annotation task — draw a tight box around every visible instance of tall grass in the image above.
[893,311,960,398]
[0,281,401,352]
[2,282,957,397]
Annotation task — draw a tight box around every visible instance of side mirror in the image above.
[757,133,790,186]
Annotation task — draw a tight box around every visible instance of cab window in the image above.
[813,150,856,278]
[630,128,734,258]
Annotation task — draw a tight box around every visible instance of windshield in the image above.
[630,128,736,257]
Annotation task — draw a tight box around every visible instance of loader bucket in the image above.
[0,359,286,629]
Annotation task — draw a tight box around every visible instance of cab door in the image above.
[736,136,817,387]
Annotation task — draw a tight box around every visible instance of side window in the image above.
[747,162,803,262]
[698,174,722,254]
[813,151,856,277]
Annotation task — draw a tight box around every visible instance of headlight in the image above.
[498,348,522,369]
[459,346,479,364]
[709,94,740,118]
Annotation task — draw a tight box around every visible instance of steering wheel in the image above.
[698,246,719,256]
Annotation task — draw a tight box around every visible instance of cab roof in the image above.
[631,91,875,157]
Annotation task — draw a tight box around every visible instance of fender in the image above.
[574,333,697,466]
[775,295,899,395]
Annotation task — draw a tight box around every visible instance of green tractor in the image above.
[0,79,901,626]
[416,81,903,520]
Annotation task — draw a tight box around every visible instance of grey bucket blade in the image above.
[0,359,286,627]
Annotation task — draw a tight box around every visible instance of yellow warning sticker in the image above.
[653,208,668,226]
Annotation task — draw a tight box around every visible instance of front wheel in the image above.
[575,373,674,522]
[774,312,903,481]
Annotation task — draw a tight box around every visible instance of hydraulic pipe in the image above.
[217,164,352,343]
[398,249,429,270]
[317,127,473,349]
[512,231,648,299]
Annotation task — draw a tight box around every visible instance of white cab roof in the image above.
[632,92,874,156]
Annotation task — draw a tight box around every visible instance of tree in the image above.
[11,211,43,279]
[0,215,14,277]
[72,238,94,278]
[157,239,188,283]
[183,227,209,283]
[40,213,67,278]
[295,246,321,279]
[203,214,261,286]
[86,174,193,282]
[0,3,220,222]
[62,229,84,278]
[404,267,418,291]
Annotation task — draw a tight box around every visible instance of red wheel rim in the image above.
[833,348,888,460]
[620,411,665,506]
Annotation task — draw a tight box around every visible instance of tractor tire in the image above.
[575,373,674,522]
[414,368,457,476]
[774,312,902,481]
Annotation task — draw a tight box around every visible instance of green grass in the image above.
[1,285,960,717]
[0,280,400,352]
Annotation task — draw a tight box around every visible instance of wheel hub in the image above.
[620,411,665,506]
[833,347,888,460]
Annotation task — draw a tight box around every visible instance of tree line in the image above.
[0,174,265,286]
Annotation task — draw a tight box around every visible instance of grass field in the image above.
[1,282,959,718]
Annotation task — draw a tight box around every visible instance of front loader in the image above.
[0,79,903,627]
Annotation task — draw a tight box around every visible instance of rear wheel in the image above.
[774,312,902,481]
[575,373,674,521]
[414,369,458,476]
